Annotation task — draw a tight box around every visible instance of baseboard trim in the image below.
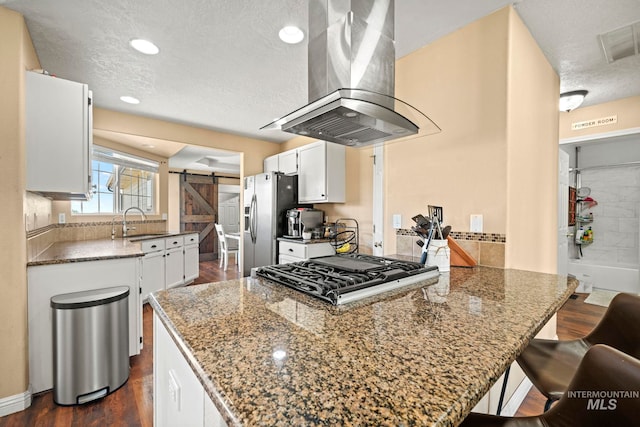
[500,376,533,416]
[0,386,32,417]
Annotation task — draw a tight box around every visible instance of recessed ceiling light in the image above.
[278,26,304,44]
[129,39,160,55]
[141,144,155,148]
[120,95,140,105]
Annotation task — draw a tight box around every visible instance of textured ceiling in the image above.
[4,0,640,172]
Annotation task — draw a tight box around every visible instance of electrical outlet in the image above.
[58,213,66,224]
[392,214,402,229]
[470,214,483,233]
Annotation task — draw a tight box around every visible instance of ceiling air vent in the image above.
[599,20,640,63]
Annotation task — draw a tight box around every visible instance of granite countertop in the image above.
[27,231,196,266]
[27,238,144,266]
[149,266,577,426]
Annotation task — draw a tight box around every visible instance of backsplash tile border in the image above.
[396,229,506,243]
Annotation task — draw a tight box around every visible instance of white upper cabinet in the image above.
[298,141,345,203]
[25,71,93,200]
[263,154,279,173]
[264,149,298,175]
[278,149,298,174]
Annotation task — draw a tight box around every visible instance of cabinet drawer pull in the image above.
[151,244,157,249]
[289,248,293,252]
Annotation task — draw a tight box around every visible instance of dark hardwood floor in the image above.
[0,267,604,426]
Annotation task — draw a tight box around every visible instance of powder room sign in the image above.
[571,115,617,130]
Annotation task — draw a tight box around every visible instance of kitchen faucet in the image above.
[111,216,118,240]
[122,206,147,237]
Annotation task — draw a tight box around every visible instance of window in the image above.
[71,146,158,215]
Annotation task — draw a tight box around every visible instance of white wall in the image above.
[578,166,640,265]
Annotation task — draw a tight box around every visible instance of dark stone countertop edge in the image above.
[27,252,144,267]
[27,231,199,267]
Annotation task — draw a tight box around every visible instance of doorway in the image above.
[180,173,219,261]
[218,184,241,252]
[559,129,640,293]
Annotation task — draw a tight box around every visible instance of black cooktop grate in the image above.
[255,254,438,305]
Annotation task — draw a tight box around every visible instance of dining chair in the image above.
[501,292,640,413]
[214,223,238,271]
[461,344,640,426]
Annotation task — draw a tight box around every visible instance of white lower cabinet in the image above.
[184,243,200,283]
[278,240,334,264]
[141,250,165,301]
[141,233,200,300]
[165,247,185,289]
[27,258,142,393]
[154,313,227,427]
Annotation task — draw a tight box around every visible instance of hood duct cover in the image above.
[262,0,440,147]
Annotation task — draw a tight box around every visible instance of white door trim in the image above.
[373,145,384,256]
[559,126,640,145]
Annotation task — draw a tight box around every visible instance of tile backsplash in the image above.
[27,220,167,261]
[395,229,506,268]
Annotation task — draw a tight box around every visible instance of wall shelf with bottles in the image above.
[575,194,596,249]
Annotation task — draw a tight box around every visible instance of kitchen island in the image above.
[149,266,577,426]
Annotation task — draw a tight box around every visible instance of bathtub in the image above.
[568,259,640,294]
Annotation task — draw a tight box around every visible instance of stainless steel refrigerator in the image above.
[243,172,299,275]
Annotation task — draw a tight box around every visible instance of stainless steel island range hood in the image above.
[261,0,440,147]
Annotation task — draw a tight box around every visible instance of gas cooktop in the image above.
[255,254,439,305]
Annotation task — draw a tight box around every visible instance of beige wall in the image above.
[386,8,511,254]
[504,8,560,273]
[559,95,640,140]
[0,6,40,401]
[93,108,280,177]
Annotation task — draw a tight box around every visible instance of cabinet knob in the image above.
[289,248,293,252]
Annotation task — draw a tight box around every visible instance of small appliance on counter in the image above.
[285,208,324,239]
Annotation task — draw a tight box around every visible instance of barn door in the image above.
[180,174,218,261]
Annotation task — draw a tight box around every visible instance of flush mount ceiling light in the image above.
[120,95,140,105]
[278,26,304,44]
[559,90,588,112]
[129,38,160,55]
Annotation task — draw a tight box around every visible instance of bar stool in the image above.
[505,292,640,413]
[461,344,640,426]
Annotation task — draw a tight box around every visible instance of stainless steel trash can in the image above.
[51,286,130,405]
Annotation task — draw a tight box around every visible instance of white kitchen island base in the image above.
[154,312,227,427]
